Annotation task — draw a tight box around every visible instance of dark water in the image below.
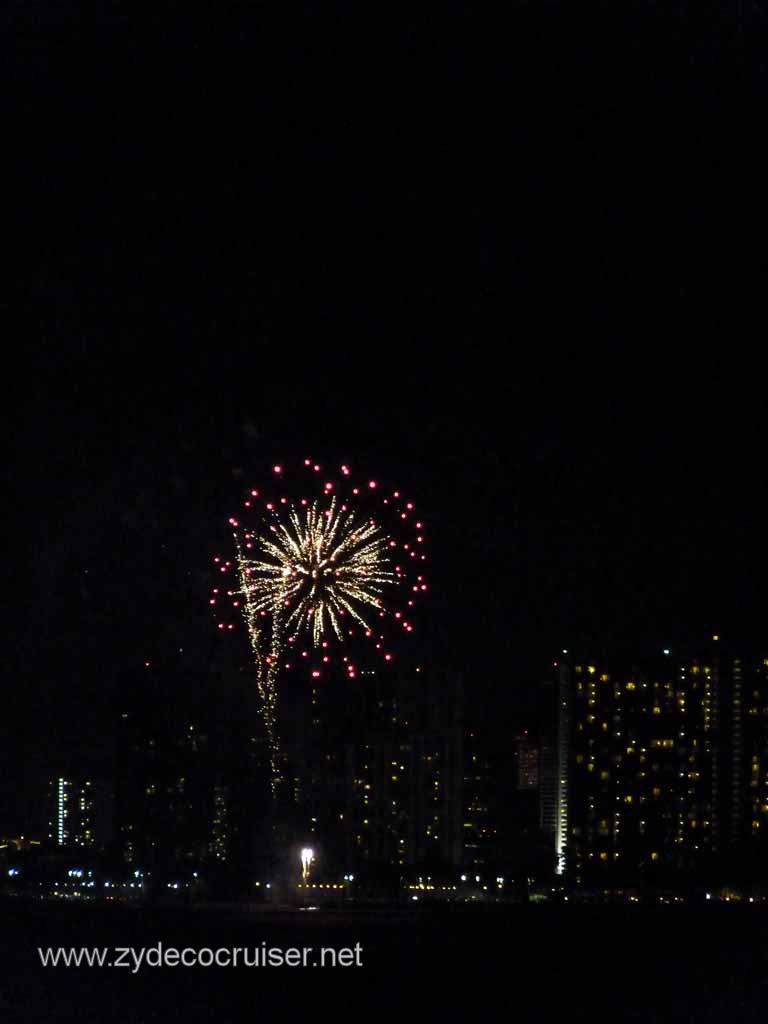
[2,901,768,1021]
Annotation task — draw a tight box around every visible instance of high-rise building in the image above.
[47,776,99,848]
[462,729,499,872]
[539,734,557,836]
[727,652,768,846]
[281,665,464,877]
[515,734,540,791]
[551,643,742,885]
[210,784,231,862]
[114,665,269,879]
[543,665,570,876]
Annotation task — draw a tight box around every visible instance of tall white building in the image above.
[48,777,96,848]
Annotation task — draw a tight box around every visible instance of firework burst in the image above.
[211,459,428,788]
[243,498,394,644]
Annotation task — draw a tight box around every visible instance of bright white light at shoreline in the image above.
[301,847,315,882]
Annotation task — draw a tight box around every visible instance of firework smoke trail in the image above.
[234,535,283,789]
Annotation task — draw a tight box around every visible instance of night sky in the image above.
[5,3,768,832]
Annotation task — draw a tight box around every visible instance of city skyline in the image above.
[11,631,768,901]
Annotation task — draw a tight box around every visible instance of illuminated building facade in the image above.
[347,668,463,872]
[566,655,718,882]
[542,666,570,875]
[515,734,539,790]
[554,640,768,884]
[735,655,768,843]
[47,776,97,848]
[462,729,499,871]
[114,666,268,877]
[539,734,557,837]
[284,667,464,875]
[210,784,231,861]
